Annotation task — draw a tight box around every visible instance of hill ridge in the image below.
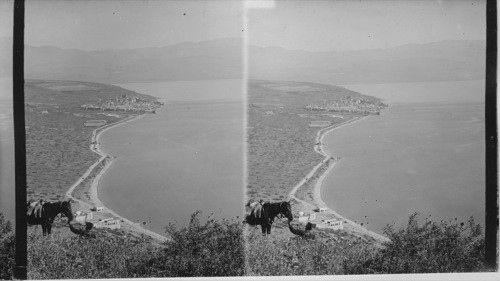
[0,38,485,84]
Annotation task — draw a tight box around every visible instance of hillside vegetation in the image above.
[0,214,15,280]
[25,80,160,201]
[1,211,486,278]
[247,80,384,202]
[4,79,485,278]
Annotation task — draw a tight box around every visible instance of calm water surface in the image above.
[0,77,14,220]
[323,80,485,234]
[100,79,244,235]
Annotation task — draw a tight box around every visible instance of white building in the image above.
[74,215,87,224]
[94,219,121,230]
[298,216,309,223]
[317,220,343,230]
[85,212,93,220]
[297,212,317,223]
[103,219,120,229]
[328,220,343,230]
[95,206,104,212]
[74,211,93,224]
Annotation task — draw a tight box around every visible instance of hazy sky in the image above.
[248,0,486,52]
[22,0,243,50]
[0,1,13,40]
[0,0,486,52]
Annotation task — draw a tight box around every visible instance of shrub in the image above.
[0,214,15,280]
[245,228,374,276]
[28,230,158,279]
[343,213,485,274]
[131,211,245,277]
[26,211,485,278]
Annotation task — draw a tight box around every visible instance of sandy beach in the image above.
[289,116,390,243]
[66,114,169,243]
[67,110,387,243]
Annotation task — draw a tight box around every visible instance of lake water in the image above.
[0,77,486,237]
[0,77,14,220]
[322,80,485,234]
[99,79,244,235]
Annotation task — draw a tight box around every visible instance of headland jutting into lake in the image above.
[25,79,164,242]
[247,79,388,245]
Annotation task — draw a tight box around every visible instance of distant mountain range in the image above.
[0,38,486,84]
[249,40,485,85]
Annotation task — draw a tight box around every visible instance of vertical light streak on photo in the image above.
[242,0,277,270]
[243,0,277,209]
[0,0,14,222]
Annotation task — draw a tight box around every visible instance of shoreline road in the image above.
[65,114,169,243]
[65,115,138,199]
[288,116,390,243]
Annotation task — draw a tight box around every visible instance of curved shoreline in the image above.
[66,114,169,243]
[65,115,140,199]
[289,116,390,243]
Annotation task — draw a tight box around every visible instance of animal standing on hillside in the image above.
[288,222,315,239]
[27,199,74,236]
[245,200,294,235]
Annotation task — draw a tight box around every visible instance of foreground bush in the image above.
[246,213,486,275]
[131,211,245,277]
[343,213,485,274]
[0,214,15,280]
[28,230,158,279]
[26,211,486,278]
[246,230,359,275]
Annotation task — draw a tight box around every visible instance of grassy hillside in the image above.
[0,214,15,280]
[1,78,483,278]
[246,213,485,275]
[26,212,245,279]
[25,79,161,200]
[0,210,482,278]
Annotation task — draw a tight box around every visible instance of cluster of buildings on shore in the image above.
[294,209,344,231]
[74,206,121,230]
[305,96,387,115]
[81,95,162,113]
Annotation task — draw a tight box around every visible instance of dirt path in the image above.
[66,114,169,243]
[288,116,390,243]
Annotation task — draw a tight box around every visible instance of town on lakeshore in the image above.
[305,96,387,115]
[81,94,163,113]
